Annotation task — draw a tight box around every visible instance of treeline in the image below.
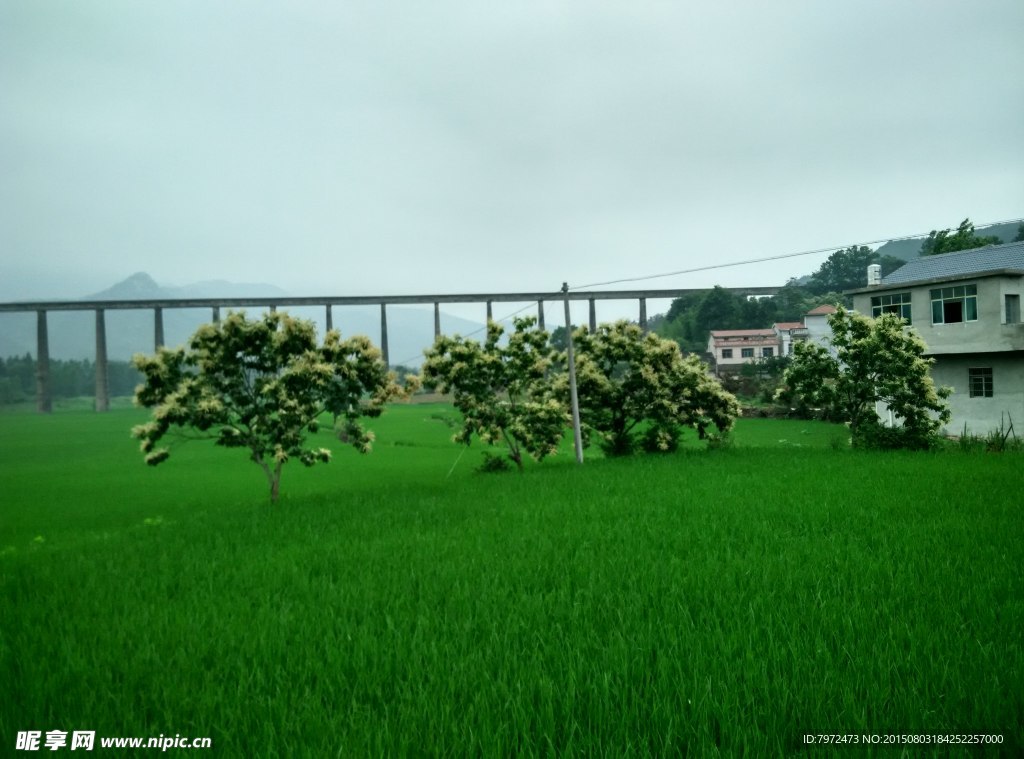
[0,355,142,404]
[650,283,842,353]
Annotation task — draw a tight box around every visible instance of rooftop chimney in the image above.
[867,264,882,286]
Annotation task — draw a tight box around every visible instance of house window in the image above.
[721,348,733,359]
[930,284,977,324]
[968,368,993,398]
[871,292,912,323]
[741,348,754,358]
[762,347,774,358]
[1006,294,1020,324]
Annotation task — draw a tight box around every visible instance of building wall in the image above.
[803,315,835,355]
[776,329,801,356]
[852,274,1024,355]
[708,339,779,371]
[930,352,1024,435]
[851,274,1024,434]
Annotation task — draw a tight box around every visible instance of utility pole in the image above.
[562,282,584,464]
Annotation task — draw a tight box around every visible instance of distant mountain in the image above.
[875,221,1021,262]
[85,272,165,300]
[0,273,483,366]
[84,272,289,301]
[163,279,289,299]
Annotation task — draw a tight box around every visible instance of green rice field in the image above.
[1,404,1022,756]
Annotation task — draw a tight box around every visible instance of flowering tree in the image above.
[565,320,740,455]
[132,311,401,502]
[779,307,950,449]
[420,317,567,471]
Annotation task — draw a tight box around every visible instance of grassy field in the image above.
[1,404,1021,756]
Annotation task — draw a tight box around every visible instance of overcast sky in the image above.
[2,0,1022,320]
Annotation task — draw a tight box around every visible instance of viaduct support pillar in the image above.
[36,310,51,413]
[95,309,109,412]
[380,303,389,367]
[154,307,164,350]
[433,303,441,340]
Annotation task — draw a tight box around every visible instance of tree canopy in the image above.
[132,311,400,502]
[920,218,1002,256]
[807,246,904,294]
[653,284,841,353]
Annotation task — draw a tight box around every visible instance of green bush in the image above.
[477,450,512,473]
[851,420,938,451]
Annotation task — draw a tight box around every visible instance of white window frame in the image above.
[871,292,912,323]
[931,284,978,325]
[968,367,993,398]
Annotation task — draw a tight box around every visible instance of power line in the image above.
[570,216,1024,291]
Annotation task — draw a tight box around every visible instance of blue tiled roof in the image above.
[883,240,1024,285]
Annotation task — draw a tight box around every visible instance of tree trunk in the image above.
[256,455,283,503]
[502,430,524,473]
[270,462,283,502]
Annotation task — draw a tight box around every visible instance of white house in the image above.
[706,329,778,374]
[848,241,1024,435]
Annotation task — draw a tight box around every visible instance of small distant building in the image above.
[707,307,838,374]
[707,328,779,374]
